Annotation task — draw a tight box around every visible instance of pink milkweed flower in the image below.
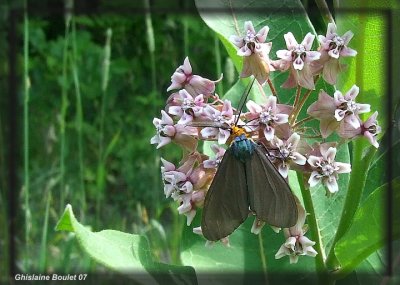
[168,89,205,124]
[314,23,357,84]
[151,110,198,151]
[275,203,317,264]
[200,100,234,144]
[275,32,320,90]
[333,85,370,129]
[269,133,307,178]
[339,111,381,148]
[229,21,274,85]
[307,86,370,138]
[245,97,289,141]
[167,57,220,96]
[177,190,205,226]
[307,144,351,194]
[203,144,226,169]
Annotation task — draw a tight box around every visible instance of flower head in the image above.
[167,57,220,96]
[168,89,205,124]
[245,97,289,141]
[307,86,370,138]
[275,203,317,263]
[275,32,320,89]
[151,110,198,150]
[268,133,307,178]
[314,23,357,84]
[200,100,234,144]
[307,144,351,194]
[229,21,274,84]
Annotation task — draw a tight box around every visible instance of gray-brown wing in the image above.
[245,145,298,228]
[201,149,249,241]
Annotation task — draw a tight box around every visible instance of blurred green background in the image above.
[0,0,236,277]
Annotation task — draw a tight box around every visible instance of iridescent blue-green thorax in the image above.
[231,134,255,162]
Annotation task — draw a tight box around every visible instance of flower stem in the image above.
[297,172,331,285]
[292,116,314,129]
[325,141,377,271]
[267,78,277,99]
[23,0,31,271]
[314,0,336,25]
[293,85,302,109]
[258,232,269,284]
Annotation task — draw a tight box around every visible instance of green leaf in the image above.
[334,178,400,275]
[180,214,317,284]
[55,205,197,285]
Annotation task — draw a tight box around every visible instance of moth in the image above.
[201,79,298,241]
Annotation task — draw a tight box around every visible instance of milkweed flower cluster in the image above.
[151,21,380,264]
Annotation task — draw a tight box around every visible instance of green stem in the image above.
[70,17,86,212]
[60,7,71,212]
[97,28,112,225]
[267,78,278,100]
[293,116,314,129]
[214,34,223,95]
[314,0,335,25]
[325,141,377,271]
[23,0,31,271]
[258,232,269,284]
[297,172,326,276]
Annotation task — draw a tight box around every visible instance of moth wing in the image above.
[246,145,298,228]
[201,149,249,241]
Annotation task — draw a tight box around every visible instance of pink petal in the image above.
[157,137,172,149]
[244,21,256,35]
[218,129,230,144]
[256,26,269,43]
[161,157,176,171]
[307,91,336,119]
[265,95,277,110]
[326,23,337,36]
[163,125,176,137]
[345,85,360,100]
[307,156,321,168]
[177,112,193,125]
[298,236,315,247]
[325,177,338,193]
[189,75,215,95]
[322,59,341,85]
[276,49,292,61]
[201,127,217,138]
[168,106,183,117]
[357,103,371,114]
[152,117,161,128]
[301,33,315,50]
[345,114,361,129]
[278,163,289,178]
[263,126,275,141]
[340,46,357,57]
[305,51,321,62]
[335,162,351,174]
[364,131,379,148]
[338,120,361,138]
[161,110,174,124]
[342,31,354,45]
[287,132,300,146]
[183,57,192,74]
[246,100,263,114]
[298,66,316,90]
[319,118,339,138]
[364,111,379,128]
[324,147,337,161]
[284,32,298,49]
[229,35,244,48]
[167,81,183,92]
[275,113,289,124]
[292,152,307,165]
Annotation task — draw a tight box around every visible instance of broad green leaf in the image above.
[334,178,400,275]
[55,205,197,285]
[181,214,317,284]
